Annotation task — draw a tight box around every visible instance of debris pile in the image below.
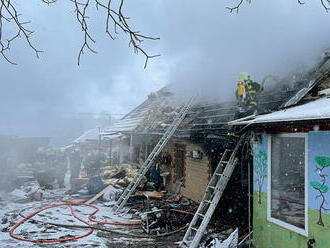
[202,228,238,248]
[101,164,142,187]
[135,104,179,132]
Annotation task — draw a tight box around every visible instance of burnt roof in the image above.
[102,57,330,139]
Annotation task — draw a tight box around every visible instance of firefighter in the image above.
[54,149,67,188]
[246,75,264,113]
[69,146,81,188]
[235,72,248,107]
[84,151,105,178]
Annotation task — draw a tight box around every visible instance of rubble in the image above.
[202,228,238,248]
[102,186,122,202]
[0,178,198,247]
[101,164,144,188]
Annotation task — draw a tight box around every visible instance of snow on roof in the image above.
[230,96,330,125]
[73,128,100,143]
[100,96,172,137]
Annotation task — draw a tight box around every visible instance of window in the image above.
[268,133,308,236]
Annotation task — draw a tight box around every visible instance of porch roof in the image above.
[229,96,330,125]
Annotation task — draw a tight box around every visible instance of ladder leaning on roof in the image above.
[112,95,197,213]
[181,133,247,248]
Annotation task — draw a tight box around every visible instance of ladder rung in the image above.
[191,227,198,232]
[197,213,205,218]
[180,133,246,247]
[113,96,196,212]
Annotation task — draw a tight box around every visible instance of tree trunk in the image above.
[317,194,325,226]
[258,186,262,204]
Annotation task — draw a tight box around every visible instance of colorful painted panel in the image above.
[309,131,330,228]
[253,131,330,248]
[253,133,267,205]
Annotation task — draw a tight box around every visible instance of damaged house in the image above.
[7,56,330,248]
[230,57,330,247]
[100,57,330,246]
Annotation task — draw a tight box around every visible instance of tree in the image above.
[0,0,159,67]
[310,156,330,226]
[254,149,267,204]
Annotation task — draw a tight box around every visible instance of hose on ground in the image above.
[10,202,140,243]
[12,202,189,243]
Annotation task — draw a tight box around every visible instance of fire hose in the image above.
[10,202,141,244]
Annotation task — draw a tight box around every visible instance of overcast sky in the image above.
[1,0,330,142]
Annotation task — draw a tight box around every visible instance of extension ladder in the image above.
[112,96,196,213]
[181,134,247,248]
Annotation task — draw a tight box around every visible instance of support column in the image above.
[129,134,134,162]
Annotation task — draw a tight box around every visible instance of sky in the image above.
[1,0,330,145]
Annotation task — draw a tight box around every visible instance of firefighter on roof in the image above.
[246,75,264,113]
[235,72,248,107]
[235,72,263,113]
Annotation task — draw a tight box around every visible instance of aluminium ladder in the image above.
[181,134,247,248]
[112,96,196,213]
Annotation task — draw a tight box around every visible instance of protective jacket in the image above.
[246,81,263,94]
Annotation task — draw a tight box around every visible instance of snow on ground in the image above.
[0,182,163,248]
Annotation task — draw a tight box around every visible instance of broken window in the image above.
[268,133,307,236]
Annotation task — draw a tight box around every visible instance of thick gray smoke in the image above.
[0,0,330,144]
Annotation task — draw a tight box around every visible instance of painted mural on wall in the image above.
[253,133,267,205]
[309,131,330,227]
[254,149,267,204]
[310,156,330,226]
[252,131,330,248]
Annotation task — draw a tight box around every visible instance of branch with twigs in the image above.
[93,0,160,68]
[320,0,330,12]
[226,0,246,13]
[227,0,330,13]
[0,0,159,68]
[0,0,43,65]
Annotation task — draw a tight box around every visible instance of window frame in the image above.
[267,133,308,237]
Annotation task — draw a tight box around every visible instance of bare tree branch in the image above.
[0,0,43,65]
[227,0,330,13]
[226,0,245,13]
[93,0,160,68]
[321,0,330,12]
[41,0,57,5]
[0,0,159,67]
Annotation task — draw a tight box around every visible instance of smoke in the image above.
[145,0,330,100]
[0,0,330,143]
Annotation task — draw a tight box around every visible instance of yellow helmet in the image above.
[239,72,249,81]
